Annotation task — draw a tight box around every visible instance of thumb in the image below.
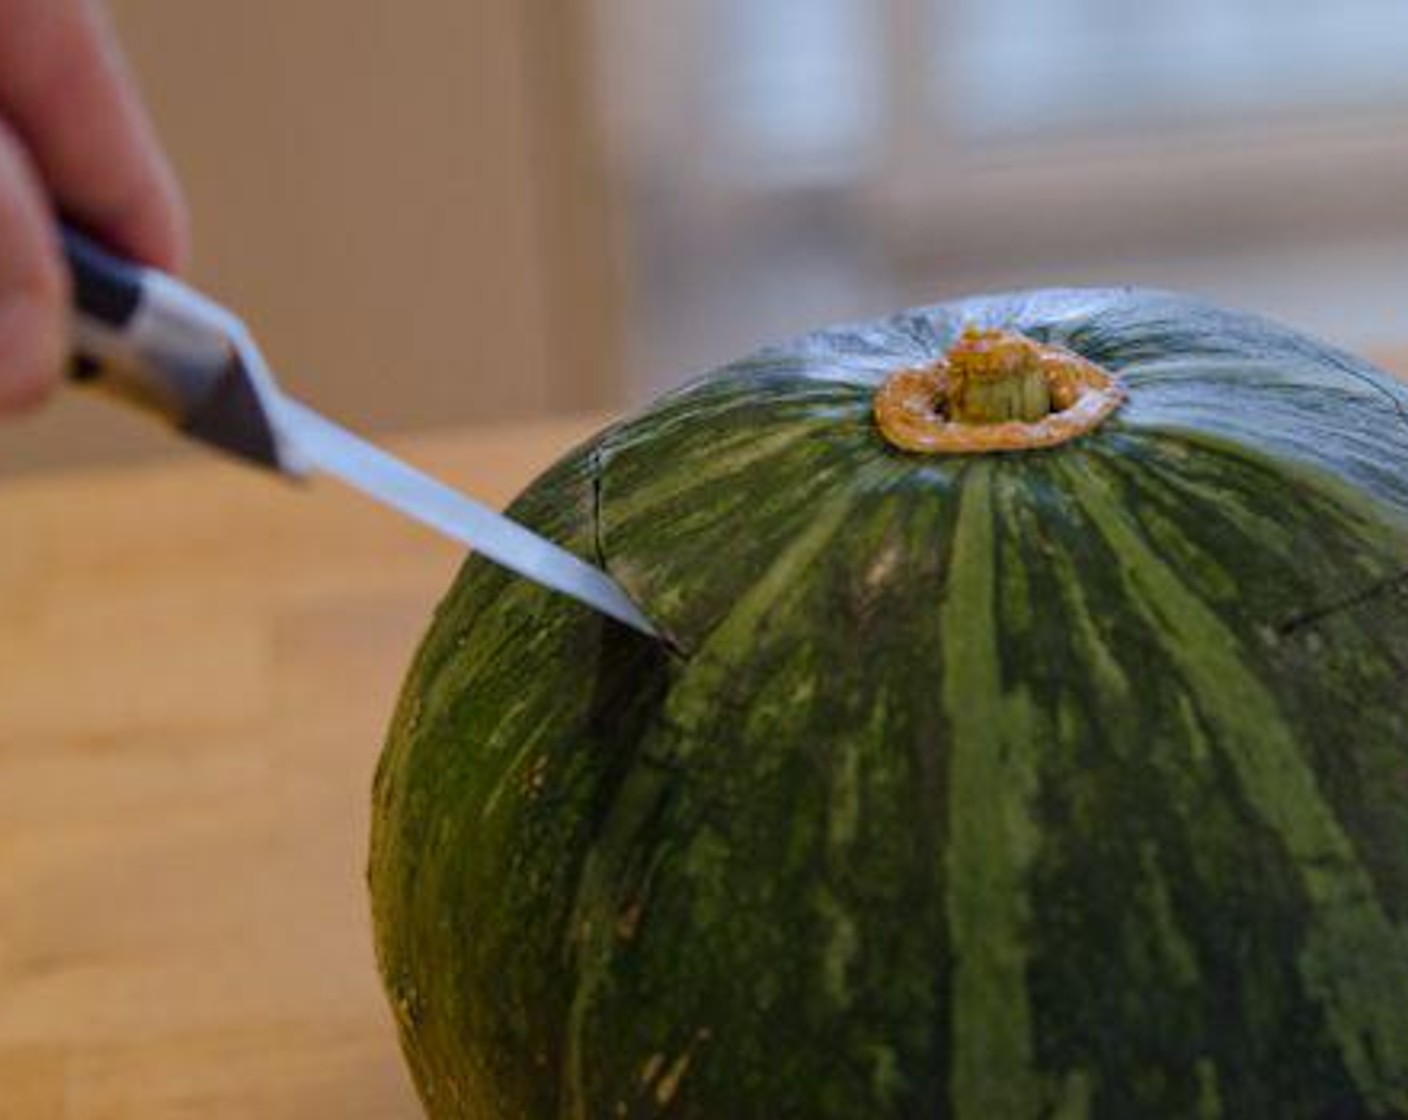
[0,119,66,416]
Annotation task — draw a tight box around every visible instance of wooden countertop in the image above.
[0,417,601,1119]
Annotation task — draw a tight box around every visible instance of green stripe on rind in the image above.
[547,478,963,1117]
[1063,458,1408,1113]
[560,488,862,1119]
[1049,1071,1094,1120]
[942,463,1043,1119]
[1195,1059,1223,1120]
[369,449,675,1120]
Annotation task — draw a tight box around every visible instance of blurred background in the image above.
[3,0,1406,474]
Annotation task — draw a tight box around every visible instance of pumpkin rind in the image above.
[370,289,1408,1119]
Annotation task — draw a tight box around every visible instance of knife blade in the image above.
[61,225,658,639]
[275,395,658,635]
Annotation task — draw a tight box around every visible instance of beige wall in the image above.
[1,0,619,474]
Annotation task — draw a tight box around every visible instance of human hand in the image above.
[0,0,186,416]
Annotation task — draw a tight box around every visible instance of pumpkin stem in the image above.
[946,328,1053,424]
[873,326,1124,455]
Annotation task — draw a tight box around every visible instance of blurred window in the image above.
[653,0,1408,187]
[710,0,881,184]
[594,0,1408,390]
[949,0,1408,137]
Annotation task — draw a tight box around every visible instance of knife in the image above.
[62,225,657,639]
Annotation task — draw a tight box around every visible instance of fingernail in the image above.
[0,293,64,414]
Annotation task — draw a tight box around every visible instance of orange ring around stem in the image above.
[874,332,1124,454]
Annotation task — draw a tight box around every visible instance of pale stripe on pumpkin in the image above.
[1066,458,1408,1113]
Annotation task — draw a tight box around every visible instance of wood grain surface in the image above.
[0,417,600,1119]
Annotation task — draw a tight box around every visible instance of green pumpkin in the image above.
[369,289,1408,1119]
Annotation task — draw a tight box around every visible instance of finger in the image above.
[0,0,187,271]
[0,119,66,415]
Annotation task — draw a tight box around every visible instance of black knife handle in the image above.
[62,224,145,331]
[62,222,196,414]
[59,223,290,472]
